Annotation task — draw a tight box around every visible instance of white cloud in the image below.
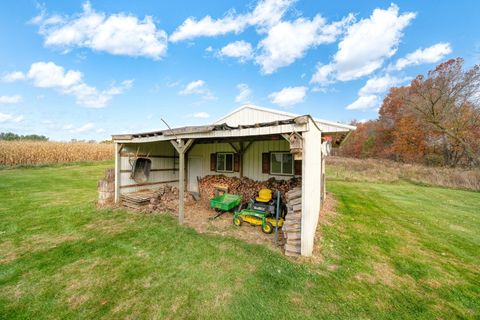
[32,2,168,59]
[27,62,82,88]
[345,95,380,110]
[311,4,416,85]
[170,0,294,42]
[193,112,210,118]
[256,14,353,74]
[205,46,214,52]
[170,0,355,73]
[2,71,25,82]
[95,128,106,133]
[179,80,206,95]
[346,74,410,111]
[235,83,252,104]
[0,95,22,104]
[22,61,132,108]
[70,122,95,133]
[170,14,247,42]
[219,41,253,62]
[358,74,409,96]
[0,112,24,123]
[268,86,307,107]
[390,43,452,71]
[179,80,216,100]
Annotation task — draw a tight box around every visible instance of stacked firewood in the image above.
[283,187,302,256]
[198,175,301,203]
[147,185,194,213]
[121,185,194,213]
[97,168,115,207]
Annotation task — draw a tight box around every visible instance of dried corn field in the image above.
[0,140,114,166]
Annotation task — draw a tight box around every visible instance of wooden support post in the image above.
[170,139,194,224]
[114,142,121,203]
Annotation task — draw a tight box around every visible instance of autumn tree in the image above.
[404,58,480,166]
[377,87,427,161]
[337,120,379,158]
[338,58,480,167]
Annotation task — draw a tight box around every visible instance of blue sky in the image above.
[0,0,478,141]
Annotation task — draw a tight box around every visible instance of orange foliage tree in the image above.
[339,58,480,167]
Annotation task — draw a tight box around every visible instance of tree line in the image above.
[338,58,480,168]
[0,132,49,141]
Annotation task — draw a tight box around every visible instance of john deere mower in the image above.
[233,188,286,234]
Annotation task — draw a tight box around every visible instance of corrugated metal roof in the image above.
[112,116,310,141]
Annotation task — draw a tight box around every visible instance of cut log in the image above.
[285,243,301,253]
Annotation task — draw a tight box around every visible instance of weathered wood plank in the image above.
[120,180,179,189]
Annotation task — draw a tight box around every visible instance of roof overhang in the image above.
[112,116,312,144]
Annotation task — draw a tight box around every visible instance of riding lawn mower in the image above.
[233,188,287,234]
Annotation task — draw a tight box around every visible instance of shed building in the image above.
[112,105,355,256]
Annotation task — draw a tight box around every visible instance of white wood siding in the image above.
[216,107,291,126]
[301,118,323,256]
[118,139,298,195]
[119,142,179,194]
[187,139,295,183]
[214,105,355,133]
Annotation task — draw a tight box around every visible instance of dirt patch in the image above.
[5,233,83,261]
[182,200,282,252]
[84,218,131,235]
[0,240,17,264]
[353,256,417,289]
[297,192,337,264]
[59,258,113,310]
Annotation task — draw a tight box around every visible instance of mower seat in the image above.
[256,188,273,203]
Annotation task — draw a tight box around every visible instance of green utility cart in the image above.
[209,193,242,219]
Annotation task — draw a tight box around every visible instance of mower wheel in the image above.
[233,216,243,227]
[261,221,274,234]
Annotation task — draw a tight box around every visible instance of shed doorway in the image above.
[188,156,203,192]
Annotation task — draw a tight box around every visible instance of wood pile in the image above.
[198,175,301,203]
[121,185,194,213]
[97,168,115,207]
[283,187,302,257]
[121,189,156,210]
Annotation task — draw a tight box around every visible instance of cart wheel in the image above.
[233,216,243,227]
[262,221,274,234]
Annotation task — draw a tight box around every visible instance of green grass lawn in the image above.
[0,162,479,319]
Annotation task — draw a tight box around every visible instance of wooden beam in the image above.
[171,138,194,154]
[281,133,290,142]
[120,180,180,189]
[118,143,125,154]
[120,168,178,173]
[170,139,194,224]
[114,143,121,203]
[192,134,283,145]
[119,153,177,159]
[242,141,253,153]
[228,142,240,153]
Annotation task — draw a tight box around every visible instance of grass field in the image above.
[0,162,479,319]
